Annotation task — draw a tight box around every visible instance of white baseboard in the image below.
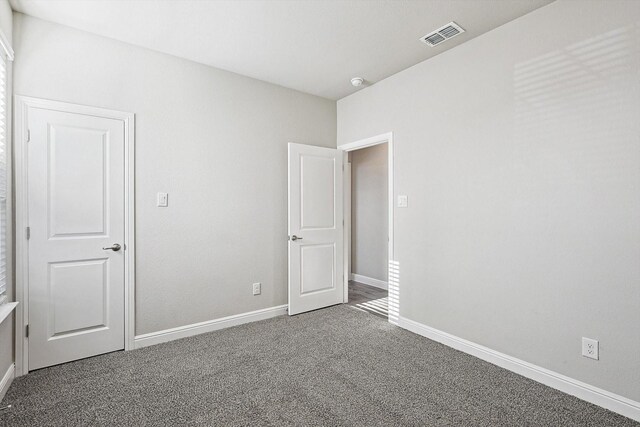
[398,316,640,422]
[351,273,388,290]
[134,304,288,349]
[0,363,15,403]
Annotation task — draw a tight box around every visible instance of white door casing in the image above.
[288,143,344,315]
[344,161,351,303]
[15,96,135,373]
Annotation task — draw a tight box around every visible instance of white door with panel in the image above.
[288,143,344,315]
[27,104,126,370]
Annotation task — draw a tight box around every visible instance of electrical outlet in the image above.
[252,282,261,296]
[398,195,408,208]
[157,192,168,207]
[582,337,599,360]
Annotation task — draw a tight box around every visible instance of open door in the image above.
[288,143,344,315]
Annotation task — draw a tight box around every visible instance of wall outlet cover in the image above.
[157,192,168,207]
[252,282,261,296]
[582,337,599,360]
[398,195,408,208]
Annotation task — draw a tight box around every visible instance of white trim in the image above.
[124,103,136,352]
[0,363,15,403]
[0,302,17,325]
[339,132,395,322]
[343,162,351,303]
[339,132,393,152]
[14,96,135,376]
[134,305,288,349]
[398,316,640,422]
[14,96,29,377]
[0,27,13,61]
[350,273,388,290]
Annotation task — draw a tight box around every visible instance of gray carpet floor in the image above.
[1,305,637,426]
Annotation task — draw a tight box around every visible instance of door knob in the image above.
[102,243,122,251]
[290,235,303,241]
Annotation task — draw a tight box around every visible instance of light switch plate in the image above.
[157,192,168,207]
[398,195,408,208]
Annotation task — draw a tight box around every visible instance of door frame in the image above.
[338,132,396,322]
[14,96,136,376]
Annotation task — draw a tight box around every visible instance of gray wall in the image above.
[0,0,12,383]
[0,0,10,38]
[0,320,11,380]
[13,14,336,335]
[350,144,388,282]
[337,0,640,401]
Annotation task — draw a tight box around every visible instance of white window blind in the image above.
[0,48,7,304]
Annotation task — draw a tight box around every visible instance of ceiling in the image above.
[10,0,553,100]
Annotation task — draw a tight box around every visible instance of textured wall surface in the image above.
[13,14,336,335]
[338,0,640,401]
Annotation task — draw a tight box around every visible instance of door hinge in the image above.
[25,325,29,338]
[26,129,30,142]
[25,227,30,240]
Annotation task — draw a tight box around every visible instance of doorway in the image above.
[340,133,395,322]
[15,97,135,375]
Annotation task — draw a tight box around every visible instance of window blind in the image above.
[0,49,7,303]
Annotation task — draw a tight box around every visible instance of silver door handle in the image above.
[290,235,303,241]
[102,243,121,251]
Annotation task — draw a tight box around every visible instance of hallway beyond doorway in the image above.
[347,280,388,318]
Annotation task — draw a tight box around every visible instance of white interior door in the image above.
[27,104,126,370]
[288,143,343,315]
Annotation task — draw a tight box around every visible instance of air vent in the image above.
[420,22,465,47]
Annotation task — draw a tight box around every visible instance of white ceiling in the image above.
[10,0,553,100]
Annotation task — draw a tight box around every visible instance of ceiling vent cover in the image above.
[420,22,465,47]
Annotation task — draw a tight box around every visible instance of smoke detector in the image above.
[351,77,364,87]
[419,22,465,47]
